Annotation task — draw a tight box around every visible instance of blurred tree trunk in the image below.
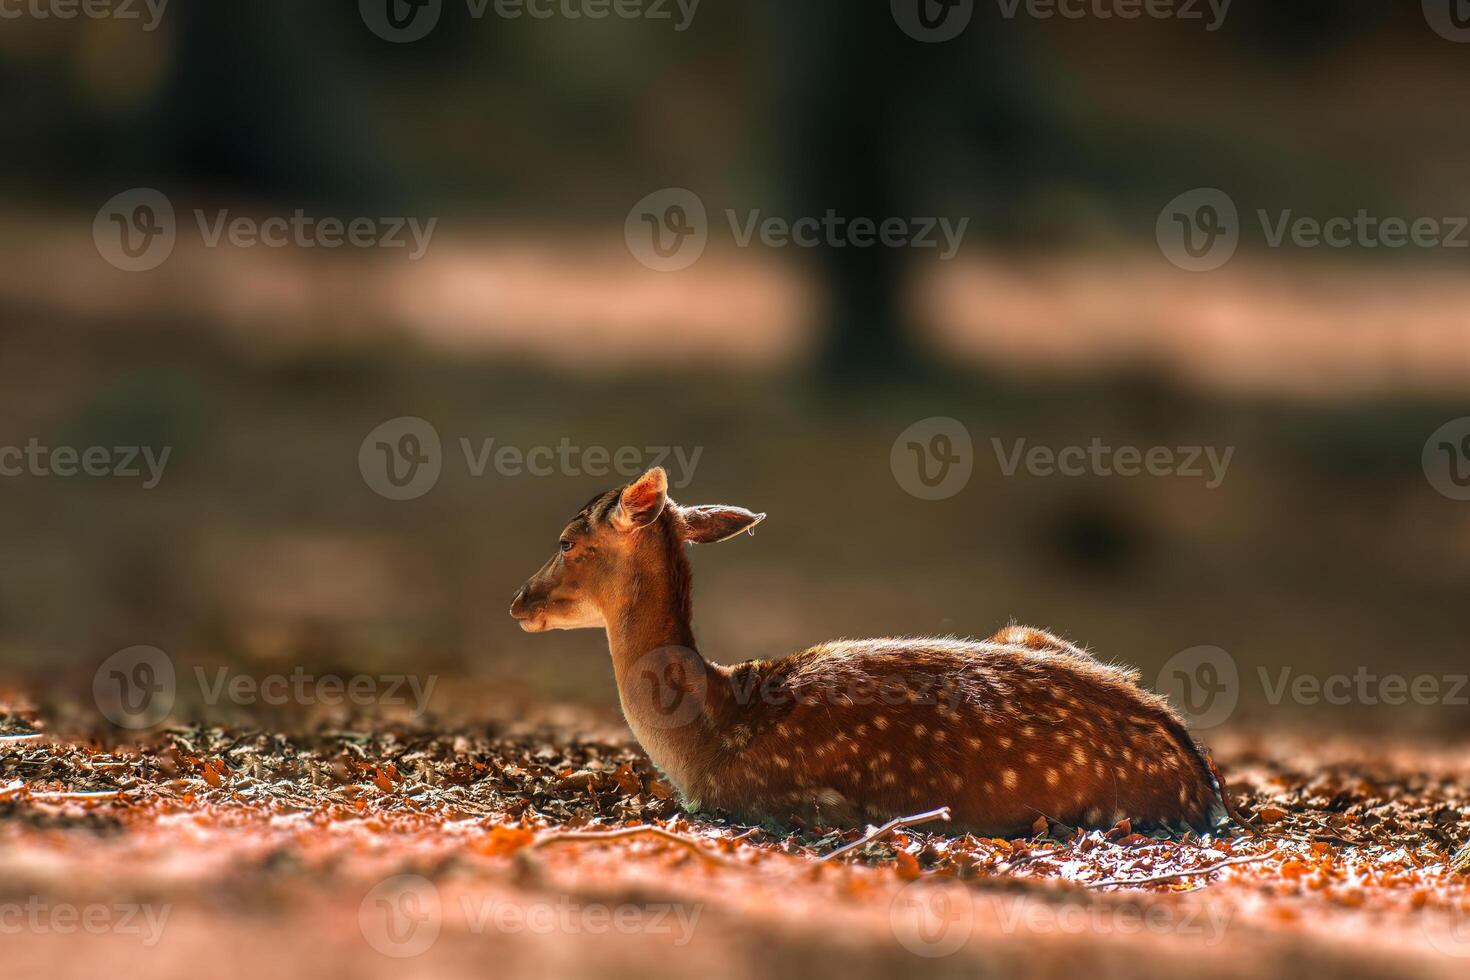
[782,2,914,382]
[780,3,1044,384]
[142,3,383,207]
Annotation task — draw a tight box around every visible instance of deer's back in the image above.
[691,634,1222,835]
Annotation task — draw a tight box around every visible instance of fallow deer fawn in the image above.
[511,467,1227,836]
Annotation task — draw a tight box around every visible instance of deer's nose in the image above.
[509,587,530,620]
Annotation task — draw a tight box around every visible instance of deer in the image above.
[510,467,1232,837]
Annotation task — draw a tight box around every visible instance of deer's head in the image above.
[509,467,765,633]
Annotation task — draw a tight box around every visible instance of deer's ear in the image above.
[680,505,766,545]
[614,467,668,531]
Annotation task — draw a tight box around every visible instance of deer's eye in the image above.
[559,539,574,554]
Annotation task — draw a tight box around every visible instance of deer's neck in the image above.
[599,544,725,794]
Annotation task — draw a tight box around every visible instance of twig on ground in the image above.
[1011,848,1062,863]
[0,779,24,801]
[26,789,133,801]
[1206,755,1262,837]
[1310,834,1362,849]
[1207,754,1263,838]
[0,733,43,744]
[1084,850,1279,889]
[820,806,952,862]
[531,825,739,869]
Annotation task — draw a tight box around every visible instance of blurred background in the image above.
[1,0,1468,737]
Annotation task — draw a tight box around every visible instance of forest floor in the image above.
[2,706,1469,980]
